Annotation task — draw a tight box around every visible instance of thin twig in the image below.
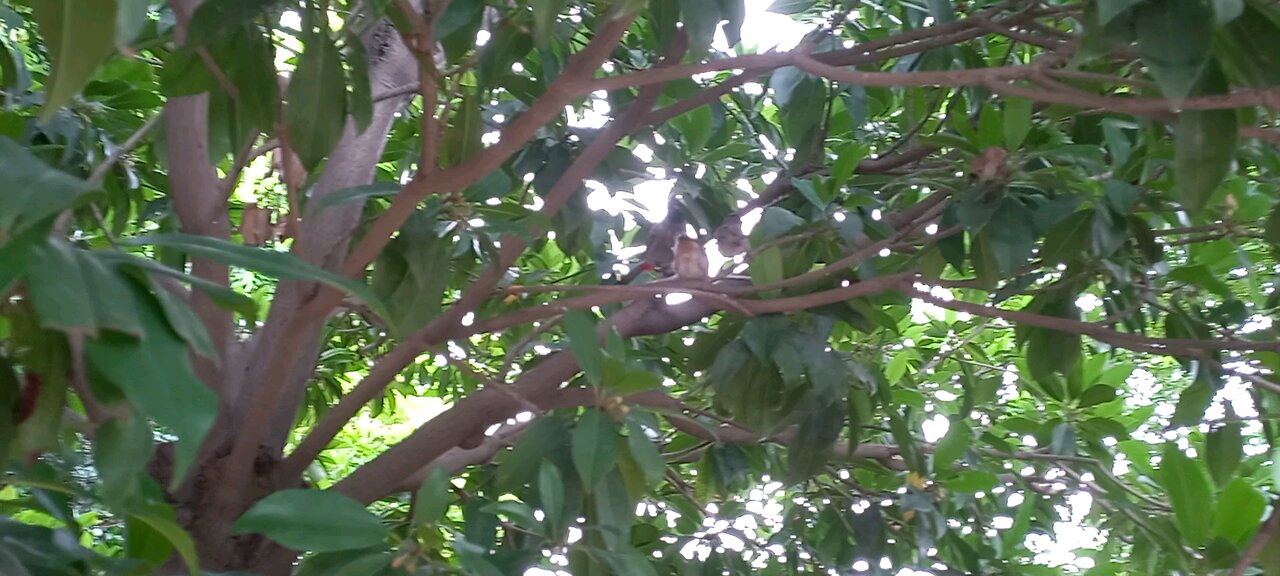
[88,112,164,183]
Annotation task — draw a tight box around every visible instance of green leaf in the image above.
[1213,478,1264,546]
[25,238,142,338]
[750,246,784,291]
[96,252,260,323]
[496,416,568,492]
[680,0,721,58]
[831,143,867,189]
[986,198,1036,275]
[1175,107,1237,214]
[115,0,149,50]
[30,0,116,124]
[233,489,389,552]
[1204,422,1243,487]
[1003,97,1032,150]
[717,0,746,47]
[0,357,18,461]
[132,507,201,576]
[767,0,815,14]
[787,390,844,481]
[1098,0,1143,26]
[933,421,971,472]
[1159,442,1214,546]
[186,0,277,48]
[344,31,373,134]
[1040,209,1092,265]
[82,280,218,490]
[532,0,567,49]
[607,371,662,395]
[311,182,403,213]
[1266,202,1280,245]
[412,468,451,526]
[625,420,666,486]
[0,137,99,239]
[225,27,279,133]
[94,414,154,509]
[562,309,603,387]
[286,32,347,170]
[537,461,566,533]
[1215,3,1280,87]
[442,88,483,168]
[1135,0,1214,103]
[942,470,998,493]
[1212,0,1244,24]
[119,234,389,324]
[572,408,619,492]
[1077,385,1118,408]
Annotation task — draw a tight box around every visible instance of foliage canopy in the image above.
[3,0,1280,574]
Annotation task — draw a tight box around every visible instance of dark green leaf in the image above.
[1267,202,1280,245]
[311,182,403,213]
[537,461,566,533]
[1212,478,1264,546]
[1040,209,1092,265]
[83,280,218,490]
[186,0,278,48]
[233,489,389,552]
[787,390,844,481]
[532,0,567,49]
[1077,385,1117,408]
[119,234,389,324]
[25,238,142,337]
[1159,442,1214,546]
[132,508,201,576]
[932,421,971,472]
[986,199,1035,275]
[286,32,347,170]
[412,468,451,526]
[572,408,619,492]
[625,420,666,486]
[1098,0,1143,25]
[344,32,373,134]
[496,416,569,492]
[680,0,721,58]
[1003,97,1032,150]
[442,88,483,168]
[1204,422,1242,487]
[1135,0,1214,103]
[562,309,603,386]
[607,371,662,394]
[94,414,154,509]
[1215,3,1280,87]
[0,137,98,239]
[1175,107,1237,214]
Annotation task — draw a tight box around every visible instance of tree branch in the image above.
[911,284,1280,355]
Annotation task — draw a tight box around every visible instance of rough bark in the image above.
[233,21,417,452]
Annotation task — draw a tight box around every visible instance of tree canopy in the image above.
[3,0,1280,574]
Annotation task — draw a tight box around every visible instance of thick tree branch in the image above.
[331,273,908,502]
[277,30,688,478]
[339,14,639,278]
[165,0,232,400]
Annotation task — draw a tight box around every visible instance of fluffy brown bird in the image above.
[673,235,709,280]
[714,214,747,258]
